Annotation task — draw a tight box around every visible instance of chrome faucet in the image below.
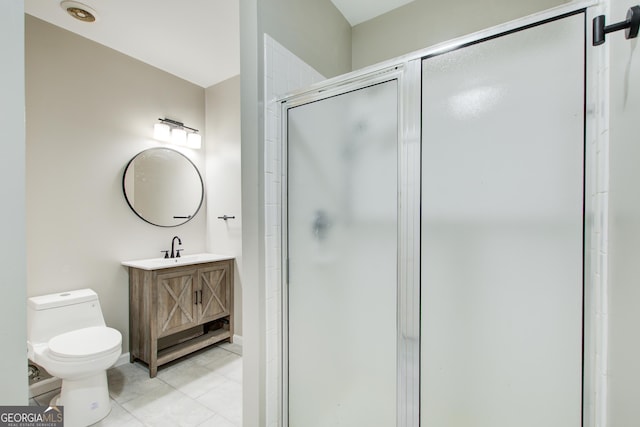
[170,236,182,258]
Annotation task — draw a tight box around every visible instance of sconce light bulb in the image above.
[187,132,202,149]
[153,123,171,142]
[171,128,187,146]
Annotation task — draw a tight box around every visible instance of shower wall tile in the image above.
[265,140,275,174]
[263,33,325,427]
[266,76,275,104]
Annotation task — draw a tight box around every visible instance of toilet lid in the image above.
[48,326,121,360]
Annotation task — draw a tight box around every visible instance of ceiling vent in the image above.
[60,1,98,23]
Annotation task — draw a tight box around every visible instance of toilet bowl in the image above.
[27,289,122,427]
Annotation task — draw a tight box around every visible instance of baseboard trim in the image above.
[233,335,243,346]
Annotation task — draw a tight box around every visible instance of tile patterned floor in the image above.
[30,342,242,427]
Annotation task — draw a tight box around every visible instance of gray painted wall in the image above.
[608,0,640,424]
[352,0,570,69]
[26,16,207,355]
[0,0,27,405]
[205,75,243,336]
[260,0,352,79]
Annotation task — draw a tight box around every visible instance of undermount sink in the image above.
[122,253,234,270]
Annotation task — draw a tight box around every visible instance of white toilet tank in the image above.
[27,289,107,348]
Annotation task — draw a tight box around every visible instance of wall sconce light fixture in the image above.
[153,118,202,149]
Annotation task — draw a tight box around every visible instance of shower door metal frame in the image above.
[276,1,602,425]
[280,61,422,426]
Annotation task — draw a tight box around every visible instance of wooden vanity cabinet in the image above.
[128,259,233,377]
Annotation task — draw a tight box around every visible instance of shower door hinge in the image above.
[593,5,640,46]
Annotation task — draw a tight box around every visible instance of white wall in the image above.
[607,0,640,424]
[240,1,263,425]
[205,75,243,336]
[351,0,571,69]
[25,16,207,354]
[0,0,28,405]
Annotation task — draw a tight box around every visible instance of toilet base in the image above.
[52,371,112,427]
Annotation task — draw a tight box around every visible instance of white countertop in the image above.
[122,253,234,270]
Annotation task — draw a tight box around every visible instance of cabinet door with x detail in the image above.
[196,264,231,323]
[156,268,198,337]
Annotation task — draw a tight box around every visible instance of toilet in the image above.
[27,289,122,427]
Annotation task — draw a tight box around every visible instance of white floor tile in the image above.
[193,347,242,381]
[216,356,242,383]
[218,342,242,356]
[107,362,166,405]
[156,361,229,399]
[190,346,236,366]
[121,382,216,427]
[196,378,243,426]
[197,413,239,427]
[29,343,243,427]
[91,400,143,427]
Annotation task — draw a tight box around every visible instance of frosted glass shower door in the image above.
[421,13,584,427]
[286,80,398,427]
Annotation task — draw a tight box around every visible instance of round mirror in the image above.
[123,148,204,227]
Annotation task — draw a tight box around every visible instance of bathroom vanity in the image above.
[123,254,234,377]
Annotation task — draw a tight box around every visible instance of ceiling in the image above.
[25,0,414,88]
[331,0,414,26]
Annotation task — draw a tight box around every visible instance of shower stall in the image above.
[279,3,596,426]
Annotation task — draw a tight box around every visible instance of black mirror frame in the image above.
[122,147,204,227]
